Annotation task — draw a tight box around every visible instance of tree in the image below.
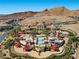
[4,40,13,49]
[70,36,79,48]
[49,55,62,59]
[42,30,49,40]
[30,29,38,50]
[30,29,37,38]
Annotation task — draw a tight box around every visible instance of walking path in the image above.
[76,46,79,59]
[14,46,53,58]
[74,33,79,59]
[62,24,79,59]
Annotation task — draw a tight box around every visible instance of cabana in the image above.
[20,40,26,45]
[51,45,59,51]
[15,34,21,37]
[14,43,20,47]
[20,37,24,40]
[22,32,30,34]
[55,33,61,39]
[23,45,30,51]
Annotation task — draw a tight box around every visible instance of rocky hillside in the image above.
[35,7,79,16]
[0,7,79,27]
[21,7,79,27]
[0,11,37,20]
[21,15,76,27]
[0,11,37,26]
[0,7,79,20]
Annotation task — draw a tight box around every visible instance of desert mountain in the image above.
[0,11,37,26]
[73,10,79,15]
[0,11,37,20]
[35,7,79,16]
[0,7,79,21]
[0,7,79,27]
[21,7,79,27]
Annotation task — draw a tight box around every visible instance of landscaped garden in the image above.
[1,26,79,59]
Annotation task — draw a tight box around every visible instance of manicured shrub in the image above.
[3,57,11,59]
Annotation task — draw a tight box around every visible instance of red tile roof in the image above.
[51,45,59,51]
[15,43,20,47]
[23,45,30,51]
[22,32,30,34]
[15,34,21,37]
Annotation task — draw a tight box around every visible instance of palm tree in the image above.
[30,29,38,42]
[42,30,49,40]
[69,31,78,43]
[30,29,38,50]
[70,36,79,48]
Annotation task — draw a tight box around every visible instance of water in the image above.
[36,37,44,45]
[0,32,7,43]
[0,26,19,43]
[54,40,63,45]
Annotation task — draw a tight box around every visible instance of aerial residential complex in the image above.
[0,0,79,59]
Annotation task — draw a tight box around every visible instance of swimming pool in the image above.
[54,40,64,46]
[36,37,44,45]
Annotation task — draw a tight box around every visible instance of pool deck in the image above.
[13,37,68,58]
[14,46,64,58]
[2,30,69,58]
[14,46,52,58]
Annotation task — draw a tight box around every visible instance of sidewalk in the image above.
[76,46,79,59]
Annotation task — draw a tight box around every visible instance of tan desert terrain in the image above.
[21,15,76,26]
[62,24,79,59]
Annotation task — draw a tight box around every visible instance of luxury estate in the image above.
[0,7,79,59]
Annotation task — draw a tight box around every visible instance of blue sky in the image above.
[0,0,79,14]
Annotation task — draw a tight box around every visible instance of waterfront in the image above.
[0,32,7,43]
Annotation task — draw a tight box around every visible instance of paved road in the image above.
[76,46,79,59]
[0,26,19,43]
